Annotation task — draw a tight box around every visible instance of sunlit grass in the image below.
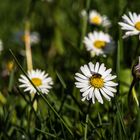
[0,0,140,139]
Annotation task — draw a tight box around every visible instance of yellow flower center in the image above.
[135,21,140,31]
[91,16,101,25]
[90,74,104,88]
[94,40,106,49]
[31,78,42,86]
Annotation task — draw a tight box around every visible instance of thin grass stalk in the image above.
[84,114,89,140]
[25,20,38,111]
[25,21,33,71]
[9,49,74,137]
[80,0,90,49]
[115,100,127,138]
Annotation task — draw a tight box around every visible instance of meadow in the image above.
[0,0,140,139]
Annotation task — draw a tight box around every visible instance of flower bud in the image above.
[133,57,140,79]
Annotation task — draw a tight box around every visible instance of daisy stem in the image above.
[128,78,136,110]
[69,92,101,137]
[133,38,140,60]
[24,20,38,111]
[25,20,33,71]
[9,49,74,137]
[80,0,90,50]
[84,102,91,140]
[84,114,89,140]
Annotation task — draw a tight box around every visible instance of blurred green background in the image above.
[0,0,140,139]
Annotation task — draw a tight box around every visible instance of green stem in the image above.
[69,92,101,137]
[80,0,90,50]
[84,101,91,140]
[8,69,14,92]
[128,78,136,109]
[9,49,74,137]
[115,100,127,138]
[84,114,89,140]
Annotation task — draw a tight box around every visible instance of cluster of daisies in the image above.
[75,11,140,104]
[84,10,112,57]
[19,11,140,104]
[74,10,118,104]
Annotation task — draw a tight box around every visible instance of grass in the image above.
[0,0,140,139]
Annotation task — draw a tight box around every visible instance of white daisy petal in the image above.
[94,88,103,104]
[100,89,111,101]
[98,63,106,74]
[88,62,94,72]
[75,77,89,83]
[88,87,94,99]
[102,68,112,78]
[75,73,88,79]
[102,87,114,97]
[104,75,116,81]
[80,86,91,92]
[94,62,99,72]
[80,66,91,77]
[92,91,95,104]
[104,81,118,87]
[82,88,91,97]
[104,86,117,93]
[82,96,86,102]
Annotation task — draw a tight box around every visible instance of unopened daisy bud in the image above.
[133,57,140,79]
[6,61,14,73]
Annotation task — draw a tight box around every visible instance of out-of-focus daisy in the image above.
[30,32,40,45]
[14,31,40,45]
[81,9,87,17]
[119,12,140,39]
[84,31,112,56]
[19,69,53,94]
[89,10,111,27]
[75,62,118,104]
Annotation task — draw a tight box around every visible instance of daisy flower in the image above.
[84,31,112,56]
[19,69,53,94]
[119,12,140,39]
[30,32,40,45]
[89,10,111,27]
[75,62,118,104]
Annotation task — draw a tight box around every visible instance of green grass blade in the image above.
[35,128,57,138]
[84,114,89,140]
[9,49,74,137]
[56,71,66,89]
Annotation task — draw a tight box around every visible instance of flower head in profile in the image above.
[119,12,140,39]
[89,10,111,27]
[84,31,112,56]
[133,56,140,79]
[19,69,53,94]
[75,62,118,104]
